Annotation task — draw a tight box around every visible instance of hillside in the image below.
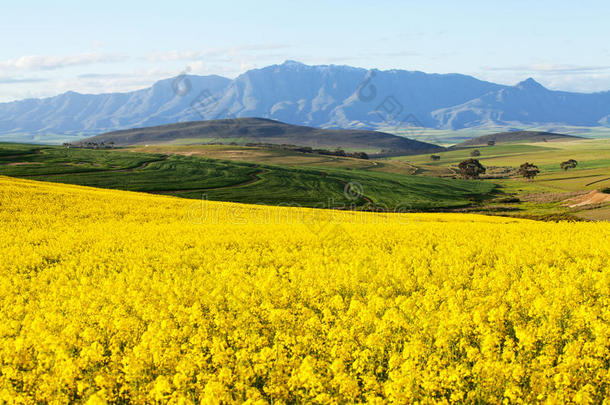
[455,130,582,147]
[0,143,493,209]
[81,117,444,154]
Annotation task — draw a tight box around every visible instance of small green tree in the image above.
[560,159,578,171]
[518,162,540,180]
[430,155,441,161]
[350,151,369,159]
[487,140,496,146]
[334,148,347,157]
[470,149,481,157]
[458,159,486,179]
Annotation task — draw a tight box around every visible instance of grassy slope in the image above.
[393,138,610,220]
[455,131,581,147]
[125,140,610,220]
[128,145,419,175]
[396,140,610,184]
[178,167,492,209]
[0,144,495,210]
[4,138,609,220]
[382,125,610,146]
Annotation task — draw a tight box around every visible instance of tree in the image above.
[560,159,578,171]
[487,140,496,146]
[518,162,540,180]
[458,159,486,179]
[333,148,347,157]
[349,151,369,159]
[430,155,441,161]
[470,149,481,157]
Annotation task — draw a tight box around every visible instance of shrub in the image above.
[518,162,540,180]
[458,159,486,179]
[560,159,578,171]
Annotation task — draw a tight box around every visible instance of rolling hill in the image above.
[455,131,582,147]
[0,143,495,210]
[80,117,445,154]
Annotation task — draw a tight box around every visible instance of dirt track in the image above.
[565,190,610,207]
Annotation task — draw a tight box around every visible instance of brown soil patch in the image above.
[565,190,610,207]
[520,191,586,204]
[4,162,43,166]
[62,162,102,167]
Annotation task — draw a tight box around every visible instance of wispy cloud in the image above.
[0,53,128,72]
[77,73,132,79]
[145,50,207,62]
[484,64,610,75]
[144,44,290,62]
[0,77,48,84]
[476,63,610,92]
[0,68,177,102]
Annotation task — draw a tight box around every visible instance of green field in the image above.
[389,138,610,220]
[382,125,610,145]
[0,143,495,210]
[3,137,609,220]
[128,144,418,175]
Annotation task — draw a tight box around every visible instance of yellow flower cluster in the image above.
[1,176,610,404]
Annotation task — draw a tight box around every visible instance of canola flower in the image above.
[1,176,610,404]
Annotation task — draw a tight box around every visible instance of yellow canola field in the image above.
[1,176,610,404]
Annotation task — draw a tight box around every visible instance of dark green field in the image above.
[0,143,495,210]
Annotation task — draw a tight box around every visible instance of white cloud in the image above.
[0,53,128,72]
[477,63,610,92]
[0,67,178,102]
[485,63,610,75]
[144,44,289,63]
[542,74,610,94]
[145,50,207,62]
[0,77,47,84]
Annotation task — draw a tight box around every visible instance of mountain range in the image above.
[1,61,609,141]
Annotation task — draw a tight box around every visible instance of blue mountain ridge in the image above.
[1,61,608,139]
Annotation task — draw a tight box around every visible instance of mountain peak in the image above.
[515,77,546,90]
[281,60,306,67]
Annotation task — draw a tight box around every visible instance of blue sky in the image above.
[1,0,609,102]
